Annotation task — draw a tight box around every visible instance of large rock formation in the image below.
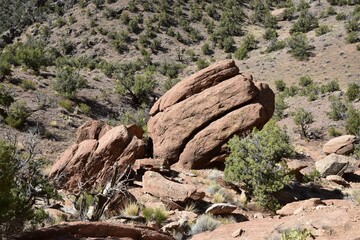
[148,60,275,169]
[49,120,145,192]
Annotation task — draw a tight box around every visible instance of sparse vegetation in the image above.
[190,214,220,235]
[287,33,314,61]
[292,108,314,138]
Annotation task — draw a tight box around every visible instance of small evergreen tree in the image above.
[225,120,295,210]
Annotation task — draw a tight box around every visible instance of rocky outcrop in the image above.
[323,135,357,155]
[315,153,359,177]
[148,60,274,169]
[142,171,205,203]
[49,121,145,192]
[17,221,175,240]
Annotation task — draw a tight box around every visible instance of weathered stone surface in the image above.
[75,120,109,143]
[142,171,205,203]
[205,203,237,215]
[17,221,175,240]
[276,198,325,216]
[150,59,239,115]
[326,175,349,187]
[315,154,359,177]
[271,8,286,21]
[323,135,357,156]
[148,61,274,169]
[49,122,146,192]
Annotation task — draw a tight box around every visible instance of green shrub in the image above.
[266,40,286,53]
[15,42,47,74]
[224,120,295,210]
[299,75,313,87]
[357,44,360,51]
[290,10,319,34]
[163,78,180,92]
[52,67,87,98]
[346,32,359,43]
[120,107,148,136]
[281,227,312,240]
[284,85,299,97]
[235,34,258,60]
[274,94,288,120]
[297,0,310,11]
[0,85,14,109]
[315,25,331,36]
[328,127,342,137]
[59,99,72,111]
[190,214,220,235]
[158,62,185,79]
[201,42,213,55]
[320,80,340,93]
[275,79,286,92]
[0,56,12,80]
[336,12,347,21]
[292,108,314,138]
[79,103,91,115]
[345,108,360,135]
[263,28,278,40]
[0,139,58,236]
[55,17,66,27]
[327,97,347,121]
[141,207,168,226]
[5,101,29,128]
[115,71,157,104]
[20,79,36,91]
[287,33,314,61]
[122,202,140,216]
[196,59,210,70]
[346,82,360,101]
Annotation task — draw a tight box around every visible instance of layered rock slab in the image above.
[49,120,145,192]
[148,60,274,169]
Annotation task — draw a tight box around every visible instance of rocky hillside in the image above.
[0,0,360,239]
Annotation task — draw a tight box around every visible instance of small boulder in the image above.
[205,203,237,215]
[142,171,205,203]
[323,135,357,155]
[271,8,286,21]
[276,198,325,216]
[315,154,359,177]
[326,175,350,187]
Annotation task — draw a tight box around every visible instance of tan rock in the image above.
[276,198,325,216]
[323,135,357,155]
[142,171,205,203]
[205,203,237,215]
[271,8,286,21]
[315,153,359,177]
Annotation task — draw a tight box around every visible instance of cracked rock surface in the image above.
[148,60,275,169]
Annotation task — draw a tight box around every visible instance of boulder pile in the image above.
[49,120,145,192]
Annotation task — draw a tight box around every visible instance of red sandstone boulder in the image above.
[17,221,175,240]
[148,60,274,169]
[49,121,145,192]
